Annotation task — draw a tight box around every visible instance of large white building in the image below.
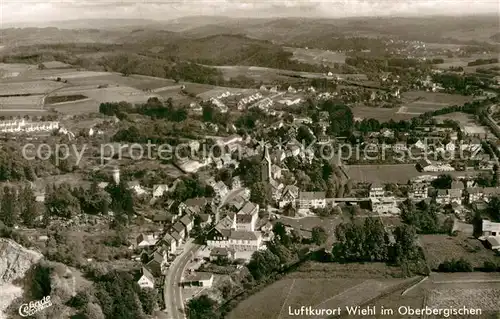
[297,192,326,210]
[0,119,59,133]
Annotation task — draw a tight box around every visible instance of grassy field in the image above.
[345,164,479,184]
[352,106,415,122]
[227,262,418,319]
[419,234,498,270]
[365,272,500,319]
[285,47,346,66]
[397,91,474,115]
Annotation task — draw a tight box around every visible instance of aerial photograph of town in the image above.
[0,0,499,318]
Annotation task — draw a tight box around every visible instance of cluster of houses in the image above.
[478,219,500,252]
[0,119,60,133]
[407,178,500,209]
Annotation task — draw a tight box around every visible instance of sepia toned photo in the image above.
[0,1,499,318]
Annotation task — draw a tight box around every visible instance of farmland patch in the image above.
[419,234,498,270]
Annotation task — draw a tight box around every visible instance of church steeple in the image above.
[260,144,272,182]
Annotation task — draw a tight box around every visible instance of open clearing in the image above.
[365,272,500,319]
[345,164,479,184]
[0,80,65,95]
[227,262,418,319]
[419,234,498,270]
[285,47,346,66]
[352,106,415,122]
[397,91,474,115]
[212,65,336,81]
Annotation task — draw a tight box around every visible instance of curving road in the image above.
[164,240,201,319]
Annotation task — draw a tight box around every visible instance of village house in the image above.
[460,138,482,153]
[409,183,429,201]
[180,215,194,234]
[127,181,148,196]
[170,231,182,247]
[160,233,177,255]
[278,185,299,208]
[436,189,450,205]
[479,220,500,237]
[152,184,169,198]
[371,197,400,214]
[137,267,155,289]
[413,139,427,150]
[206,228,263,252]
[482,187,500,202]
[466,187,484,203]
[146,252,164,277]
[393,143,408,152]
[179,197,210,215]
[486,237,500,251]
[172,222,186,241]
[236,202,259,231]
[136,233,158,249]
[297,192,327,210]
[198,214,213,228]
[182,273,214,288]
[369,183,385,199]
[209,247,236,262]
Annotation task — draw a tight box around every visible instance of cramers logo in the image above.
[18,296,53,317]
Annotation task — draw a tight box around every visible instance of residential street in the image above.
[164,241,201,319]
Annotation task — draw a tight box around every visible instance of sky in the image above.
[0,0,499,26]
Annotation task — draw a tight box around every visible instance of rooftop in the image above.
[299,191,326,200]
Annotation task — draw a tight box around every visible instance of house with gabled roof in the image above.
[152,184,169,198]
[160,233,177,254]
[180,215,194,234]
[179,197,210,215]
[298,192,326,210]
[278,185,299,208]
[137,267,155,289]
[172,222,186,240]
[146,251,164,277]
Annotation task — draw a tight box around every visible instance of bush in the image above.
[437,258,473,272]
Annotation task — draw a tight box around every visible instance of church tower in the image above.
[260,145,272,183]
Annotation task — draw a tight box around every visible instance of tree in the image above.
[431,174,453,189]
[139,288,157,315]
[20,185,37,227]
[0,186,17,227]
[81,302,105,319]
[392,225,418,264]
[247,249,280,280]
[311,226,327,246]
[186,295,218,319]
[45,184,80,219]
[249,182,272,207]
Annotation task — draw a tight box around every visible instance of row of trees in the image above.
[333,218,421,266]
[400,199,453,234]
[0,185,38,228]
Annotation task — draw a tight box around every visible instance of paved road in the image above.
[163,189,244,318]
[164,241,201,319]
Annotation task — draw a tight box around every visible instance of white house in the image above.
[136,233,158,249]
[481,220,500,237]
[137,267,155,289]
[127,181,147,196]
[183,272,214,288]
[371,197,400,214]
[206,229,263,252]
[152,184,169,198]
[180,215,194,234]
[369,183,385,199]
[279,185,299,208]
[297,192,326,210]
[236,202,259,231]
[409,183,428,201]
